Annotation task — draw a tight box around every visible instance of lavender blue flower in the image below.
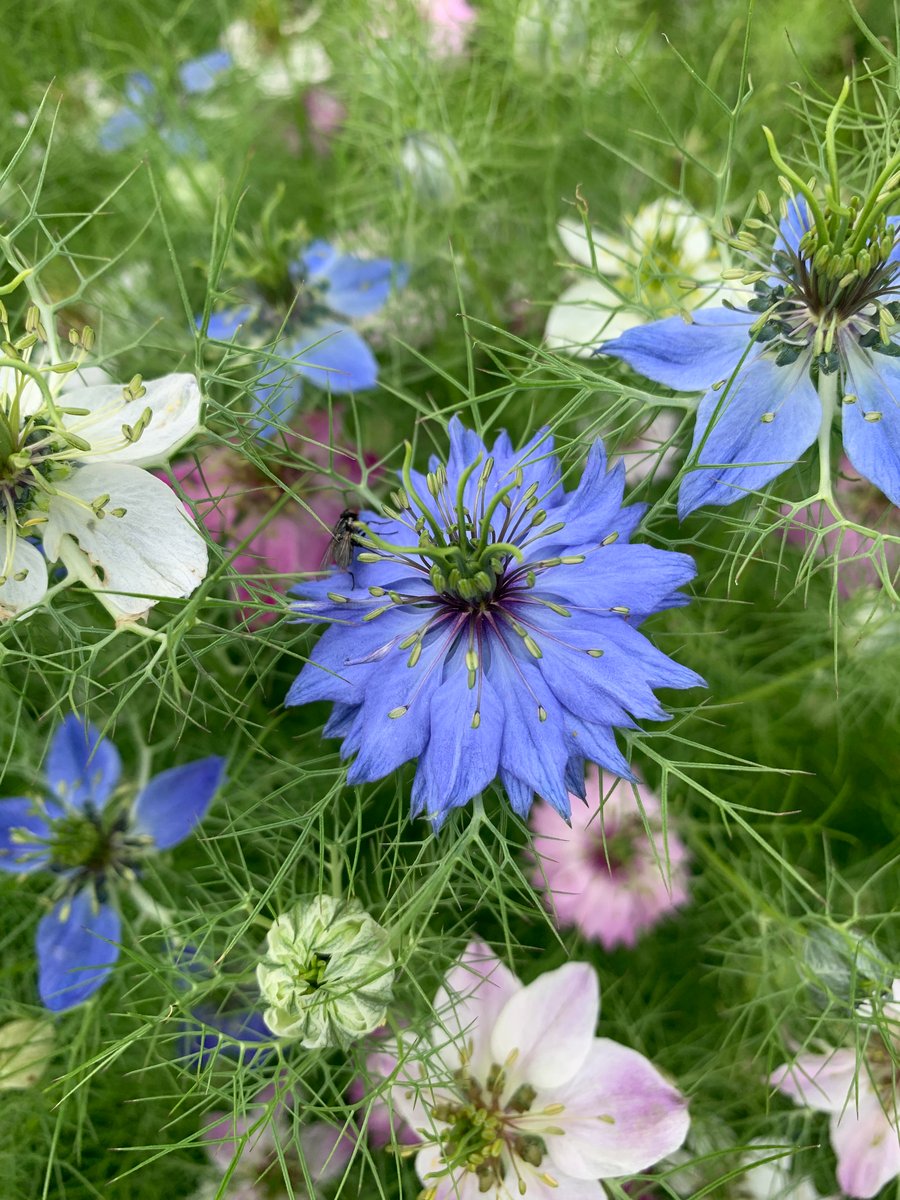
[602,187,900,519]
[203,239,407,435]
[286,418,703,826]
[98,52,231,152]
[0,717,224,1012]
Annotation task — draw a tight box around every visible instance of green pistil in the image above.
[294,950,331,994]
[49,814,104,870]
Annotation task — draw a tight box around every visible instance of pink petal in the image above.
[536,1038,689,1178]
[432,941,521,1076]
[831,1097,900,1198]
[770,1049,859,1113]
[490,961,598,1092]
[414,1147,479,1199]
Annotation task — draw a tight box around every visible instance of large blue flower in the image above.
[204,240,407,435]
[286,418,703,826]
[601,196,900,519]
[99,52,231,153]
[0,717,225,1012]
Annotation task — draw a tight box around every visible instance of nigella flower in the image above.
[601,104,900,519]
[0,340,207,623]
[196,1082,354,1200]
[529,764,690,950]
[367,940,690,1197]
[98,52,231,152]
[0,716,224,1011]
[286,417,702,826]
[770,979,900,1198]
[545,200,723,355]
[203,240,406,434]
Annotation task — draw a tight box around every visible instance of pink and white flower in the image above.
[171,411,370,615]
[368,941,690,1198]
[419,0,477,56]
[530,766,690,951]
[783,456,900,597]
[198,1083,353,1200]
[770,980,900,1198]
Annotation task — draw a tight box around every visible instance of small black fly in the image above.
[322,508,360,572]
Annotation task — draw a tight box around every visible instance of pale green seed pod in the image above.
[256,896,395,1048]
[0,1018,54,1089]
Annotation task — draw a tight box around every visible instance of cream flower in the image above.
[545,199,722,356]
[0,1018,54,1089]
[0,356,206,623]
[222,14,331,99]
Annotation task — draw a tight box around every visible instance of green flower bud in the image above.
[0,1018,54,1089]
[256,896,395,1048]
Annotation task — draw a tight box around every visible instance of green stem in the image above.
[816,370,838,501]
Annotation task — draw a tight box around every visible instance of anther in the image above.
[760,412,775,423]
[864,412,883,422]
[388,706,408,719]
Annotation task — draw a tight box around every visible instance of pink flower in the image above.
[202,1082,353,1199]
[419,0,476,56]
[770,980,900,1198]
[368,941,690,1197]
[304,88,346,154]
[783,457,900,597]
[170,411,371,616]
[530,766,690,951]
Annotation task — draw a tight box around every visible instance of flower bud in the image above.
[0,1018,54,1089]
[256,896,395,1048]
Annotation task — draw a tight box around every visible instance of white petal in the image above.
[0,365,44,419]
[63,373,202,467]
[544,279,641,355]
[557,217,630,273]
[43,463,207,623]
[0,535,48,620]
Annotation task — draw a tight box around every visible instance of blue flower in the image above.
[0,717,225,1012]
[601,196,900,519]
[98,51,231,153]
[202,240,407,436]
[286,418,703,826]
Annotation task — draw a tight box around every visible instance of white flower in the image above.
[0,1018,54,1089]
[222,15,331,99]
[0,355,206,623]
[545,198,722,356]
[399,132,468,208]
[735,1140,835,1200]
[257,896,395,1048]
[512,0,592,75]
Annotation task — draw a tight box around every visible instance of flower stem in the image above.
[816,370,838,502]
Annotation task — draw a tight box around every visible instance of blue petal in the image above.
[602,308,755,392]
[841,346,900,506]
[678,355,820,518]
[565,718,634,780]
[46,716,121,812]
[324,257,404,319]
[297,239,338,281]
[0,798,51,873]
[131,758,225,850]
[289,322,379,393]
[887,217,900,269]
[249,367,304,438]
[181,1005,275,1068]
[200,305,254,340]
[410,665,504,825]
[537,543,697,617]
[536,446,645,556]
[179,50,232,94]
[125,72,155,107]
[37,892,121,1012]
[98,107,147,151]
[487,646,572,816]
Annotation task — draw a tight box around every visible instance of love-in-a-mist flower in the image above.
[0,716,224,1011]
[170,410,373,616]
[204,240,406,434]
[771,979,900,1198]
[222,12,331,100]
[368,940,690,1198]
[286,417,702,826]
[735,1141,835,1200]
[0,1018,54,1089]
[98,53,231,152]
[256,896,395,1048]
[602,91,900,519]
[418,0,477,56]
[195,1082,353,1200]
[530,765,690,950]
[0,335,207,622]
[545,201,722,355]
